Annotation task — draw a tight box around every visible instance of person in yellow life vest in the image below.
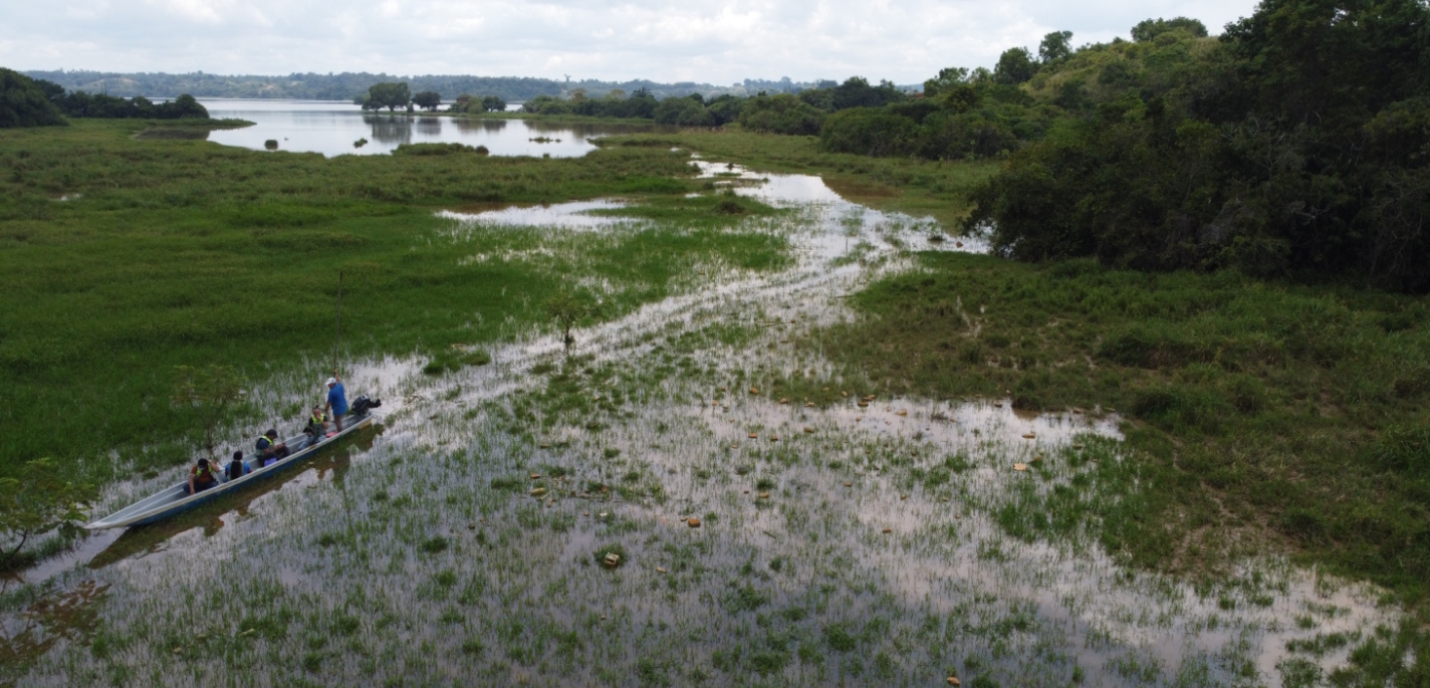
[256,429,289,467]
[188,458,219,495]
[304,405,328,444]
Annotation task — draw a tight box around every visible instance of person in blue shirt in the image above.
[325,371,349,431]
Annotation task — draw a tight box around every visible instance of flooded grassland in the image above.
[4,162,1403,688]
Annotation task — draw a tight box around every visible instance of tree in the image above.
[412,90,442,111]
[738,94,827,134]
[1039,30,1074,63]
[653,96,713,126]
[480,95,507,112]
[1131,17,1208,42]
[543,290,600,354]
[0,68,67,128]
[922,67,969,98]
[993,47,1038,84]
[366,82,412,112]
[171,365,244,463]
[0,459,92,565]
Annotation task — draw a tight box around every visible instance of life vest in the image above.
[257,435,274,452]
[309,412,325,427]
[194,464,216,485]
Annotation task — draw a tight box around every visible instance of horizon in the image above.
[3,0,1255,84]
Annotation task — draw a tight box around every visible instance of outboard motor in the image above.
[350,395,381,415]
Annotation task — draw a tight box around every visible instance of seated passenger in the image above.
[188,458,219,495]
[256,429,289,467]
[226,450,250,480]
[304,406,327,443]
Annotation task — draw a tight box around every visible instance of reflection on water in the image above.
[199,98,668,158]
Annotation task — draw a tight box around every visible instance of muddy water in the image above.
[8,163,1394,687]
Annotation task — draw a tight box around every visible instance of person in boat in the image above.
[226,450,250,480]
[304,405,327,443]
[188,458,219,495]
[256,429,289,467]
[325,371,349,432]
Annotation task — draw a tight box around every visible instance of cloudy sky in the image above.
[3,0,1258,83]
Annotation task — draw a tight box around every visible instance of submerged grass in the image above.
[812,251,1430,652]
[0,120,786,483]
[600,129,1001,225]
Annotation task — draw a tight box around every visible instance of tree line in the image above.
[1,68,210,126]
[22,70,809,103]
[961,0,1430,292]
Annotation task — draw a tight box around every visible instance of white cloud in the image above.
[1,0,1260,83]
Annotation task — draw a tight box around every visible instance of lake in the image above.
[198,99,664,157]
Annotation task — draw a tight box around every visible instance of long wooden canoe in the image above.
[85,406,377,530]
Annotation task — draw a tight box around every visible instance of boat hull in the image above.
[86,411,375,530]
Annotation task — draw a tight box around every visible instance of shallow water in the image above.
[7,164,1398,687]
[198,99,666,157]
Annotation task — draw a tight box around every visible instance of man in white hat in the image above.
[324,370,349,432]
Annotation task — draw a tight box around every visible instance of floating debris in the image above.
[748,387,760,395]
[803,427,815,434]
[687,517,701,528]
[769,435,779,442]
[657,567,667,573]
[948,677,961,686]
[757,492,770,499]
[895,409,907,417]
[530,473,541,480]
[748,433,758,439]
[1021,433,1036,439]
[778,397,789,404]
[844,481,853,487]
[530,487,548,497]
[994,402,1004,408]
[539,443,551,449]
[882,528,892,534]
[1013,463,1028,472]
[603,553,621,568]
[857,402,869,408]
[805,401,815,408]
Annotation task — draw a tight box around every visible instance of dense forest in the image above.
[20,70,823,102]
[963,0,1430,293]
[0,69,209,124]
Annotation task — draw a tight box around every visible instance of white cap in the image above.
[325,377,337,386]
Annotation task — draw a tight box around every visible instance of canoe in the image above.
[85,398,380,530]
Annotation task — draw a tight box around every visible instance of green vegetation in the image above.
[0,119,787,488]
[603,131,1000,225]
[816,251,1430,599]
[966,1,1430,290]
[0,458,92,569]
[0,69,66,128]
[362,82,413,112]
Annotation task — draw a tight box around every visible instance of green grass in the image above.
[601,128,1002,225]
[0,119,787,482]
[812,251,1430,602]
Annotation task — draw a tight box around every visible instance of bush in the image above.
[819,107,919,156]
[738,94,826,135]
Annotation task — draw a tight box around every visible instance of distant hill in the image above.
[21,71,833,102]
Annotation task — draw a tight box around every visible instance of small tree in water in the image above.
[543,290,600,355]
[171,364,244,462]
[0,458,92,567]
